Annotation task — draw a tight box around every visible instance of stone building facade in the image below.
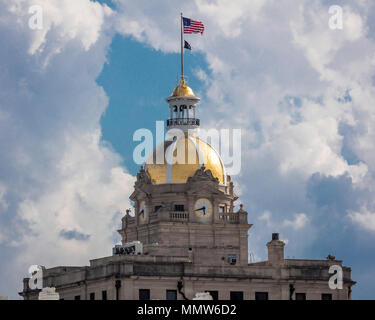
[20,78,355,300]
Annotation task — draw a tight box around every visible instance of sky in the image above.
[0,0,375,299]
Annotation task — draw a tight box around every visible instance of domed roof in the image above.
[145,136,226,185]
[171,78,195,97]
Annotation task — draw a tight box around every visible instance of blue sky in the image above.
[0,0,375,300]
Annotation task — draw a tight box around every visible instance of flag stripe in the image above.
[183,17,204,35]
[184,26,204,29]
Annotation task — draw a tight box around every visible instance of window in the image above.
[102,290,107,300]
[139,289,150,300]
[74,295,81,300]
[228,254,237,265]
[219,205,225,213]
[206,291,218,300]
[230,291,243,300]
[166,290,177,300]
[255,292,268,300]
[321,293,332,300]
[89,292,95,300]
[295,293,306,300]
[154,205,162,213]
[174,204,185,212]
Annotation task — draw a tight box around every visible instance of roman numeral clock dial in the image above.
[194,198,213,222]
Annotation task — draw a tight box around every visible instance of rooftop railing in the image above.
[123,211,243,226]
[166,118,200,127]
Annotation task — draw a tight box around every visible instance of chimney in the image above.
[267,233,285,265]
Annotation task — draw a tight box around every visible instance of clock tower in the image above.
[20,77,355,302]
[118,78,251,266]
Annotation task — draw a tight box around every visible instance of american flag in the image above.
[183,17,204,35]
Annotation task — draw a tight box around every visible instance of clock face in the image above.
[194,198,213,222]
[139,201,147,223]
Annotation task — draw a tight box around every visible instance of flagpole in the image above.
[180,12,184,80]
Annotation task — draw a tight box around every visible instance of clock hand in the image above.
[195,206,207,215]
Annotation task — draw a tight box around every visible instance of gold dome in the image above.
[145,136,226,185]
[171,78,195,97]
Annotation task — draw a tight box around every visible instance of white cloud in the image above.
[258,211,272,227]
[4,0,113,61]
[349,208,375,232]
[195,0,267,37]
[283,213,309,230]
[258,211,309,231]
[0,0,134,297]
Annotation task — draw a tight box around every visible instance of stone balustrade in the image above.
[169,211,189,221]
[123,211,244,226]
[218,212,240,223]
